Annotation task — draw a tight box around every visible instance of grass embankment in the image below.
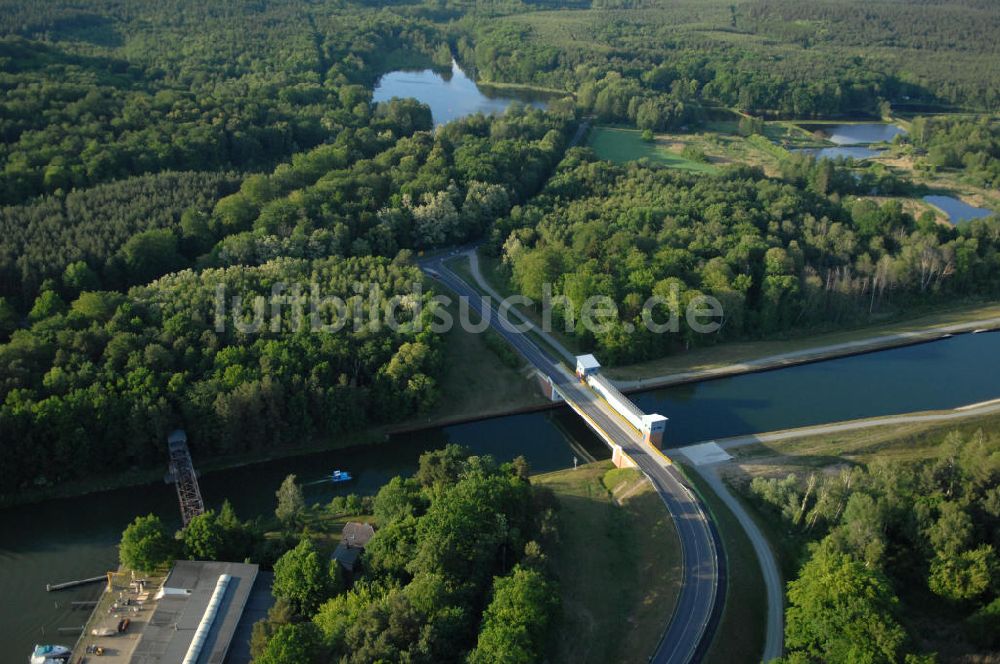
[589,127,719,173]
[414,289,549,423]
[678,465,767,664]
[443,253,579,363]
[535,461,682,663]
[729,408,1000,472]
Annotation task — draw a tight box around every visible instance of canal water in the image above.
[373,59,550,126]
[4,331,1000,652]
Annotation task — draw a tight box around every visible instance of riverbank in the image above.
[608,307,1000,390]
[474,79,572,98]
[2,291,550,509]
[457,248,1000,393]
[717,397,1000,463]
[11,292,999,511]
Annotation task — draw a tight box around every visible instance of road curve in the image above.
[695,464,783,662]
[420,254,723,663]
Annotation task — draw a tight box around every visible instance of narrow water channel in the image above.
[4,331,999,653]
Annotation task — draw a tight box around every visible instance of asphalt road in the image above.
[420,254,723,664]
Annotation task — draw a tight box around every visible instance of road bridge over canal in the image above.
[421,253,724,664]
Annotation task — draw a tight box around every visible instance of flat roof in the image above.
[131,560,259,664]
[224,572,274,664]
[576,354,601,369]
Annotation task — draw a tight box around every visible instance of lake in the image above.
[373,60,549,125]
[5,331,1000,653]
[923,195,995,224]
[801,123,907,145]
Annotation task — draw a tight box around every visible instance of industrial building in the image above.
[102,560,271,664]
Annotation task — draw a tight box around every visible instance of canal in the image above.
[3,330,1000,653]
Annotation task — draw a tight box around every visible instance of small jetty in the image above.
[46,575,106,592]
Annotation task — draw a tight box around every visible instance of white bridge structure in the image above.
[537,353,669,468]
[575,354,668,447]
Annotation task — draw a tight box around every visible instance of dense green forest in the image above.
[905,115,1000,187]
[203,106,570,268]
[3,0,1000,661]
[1,0,998,497]
[0,171,241,303]
[748,430,1000,661]
[0,257,441,494]
[455,0,1000,122]
[298,448,556,664]
[493,150,1000,363]
[0,1,450,203]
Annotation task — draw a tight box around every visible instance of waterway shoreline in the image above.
[614,316,1000,393]
[5,314,999,510]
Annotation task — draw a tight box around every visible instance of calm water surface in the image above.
[793,146,884,160]
[373,60,549,125]
[817,123,906,145]
[923,195,995,224]
[5,331,1000,653]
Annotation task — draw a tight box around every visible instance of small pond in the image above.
[373,59,549,125]
[923,195,995,224]
[800,123,906,145]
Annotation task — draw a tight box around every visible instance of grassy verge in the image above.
[535,461,683,663]
[416,291,549,423]
[474,252,585,357]
[443,253,578,363]
[729,409,1000,470]
[679,465,767,664]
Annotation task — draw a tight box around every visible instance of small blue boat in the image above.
[330,470,353,483]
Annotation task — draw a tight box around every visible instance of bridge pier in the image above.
[611,444,637,469]
[536,371,564,402]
